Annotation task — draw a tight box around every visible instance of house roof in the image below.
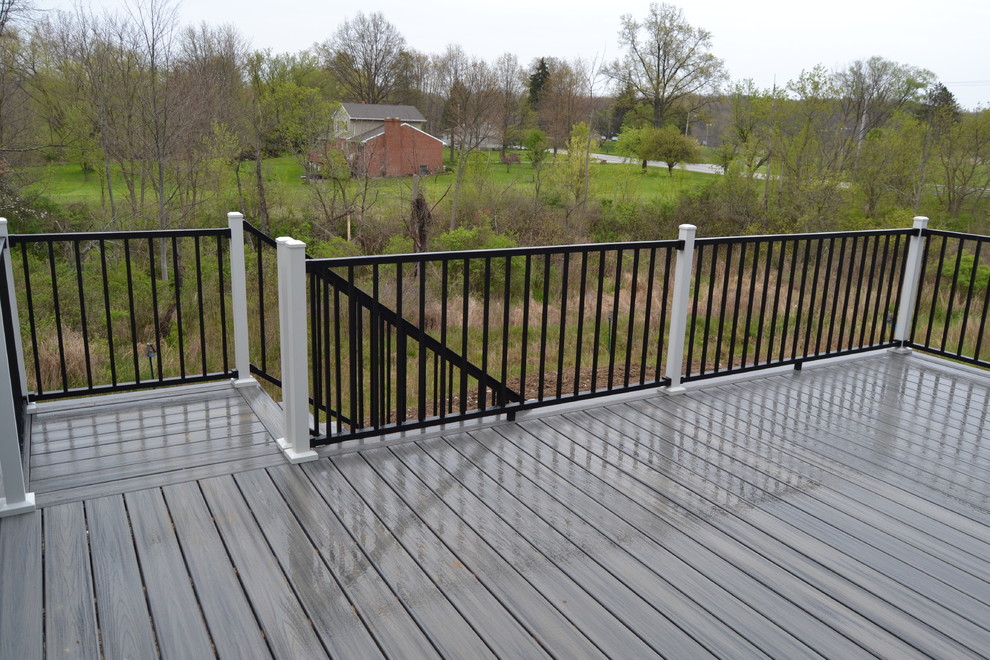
[340,103,426,122]
[351,122,447,146]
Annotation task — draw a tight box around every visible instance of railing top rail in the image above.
[695,227,914,247]
[306,238,682,269]
[922,228,990,241]
[243,221,278,248]
[9,227,231,244]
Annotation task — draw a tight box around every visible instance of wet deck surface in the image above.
[2,353,989,658]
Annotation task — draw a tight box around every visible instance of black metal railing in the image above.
[909,229,990,368]
[9,228,236,400]
[243,221,281,392]
[306,241,679,442]
[683,229,913,381]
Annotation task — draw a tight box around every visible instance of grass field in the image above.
[21,150,717,220]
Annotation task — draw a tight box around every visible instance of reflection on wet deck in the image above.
[2,352,989,658]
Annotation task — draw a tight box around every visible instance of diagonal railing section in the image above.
[305,241,679,442]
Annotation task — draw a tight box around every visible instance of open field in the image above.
[20,151,717,224]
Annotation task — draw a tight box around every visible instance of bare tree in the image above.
[318,11,406,104]
[492,52,522,158]
[0,0,33,40]
[835,56,932,148]
[606,2,727,128]
[536,58,590,153]
[440,50,498,228]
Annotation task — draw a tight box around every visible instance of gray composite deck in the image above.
[1,352,989,658]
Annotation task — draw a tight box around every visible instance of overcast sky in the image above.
[41,0,990,109]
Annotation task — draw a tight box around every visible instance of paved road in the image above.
[589,152,724,175]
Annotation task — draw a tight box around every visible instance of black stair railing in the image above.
[305,241,679,443]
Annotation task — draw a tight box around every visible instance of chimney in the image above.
[384,116,400,138]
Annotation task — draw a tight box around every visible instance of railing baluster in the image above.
[460,258,470,412]
[608,248,623,388]
[742,241,760,369]
[728,243,746,372]
[396,262,406,422]
[848,235,868,349]
[942,237,964,351]
[859,235,880,349]
[957,240,982,357]
[418,261,428,420]
[837,236,857,353]
[972,241,990,361]
[124,239,140,384]
[538,253,550,401]
[885,234,905,345]
[575,250,589,395]
[194,236,207,377]
[657,246,673,379]
[640,248,656,385]
[148,239,163,382]
[172,237,186,379]
[481,256,492,409]
[701,243,717,375]
[714,242,732,373]
[521,254,531,402]
[755,240,772,366]
[46,241,68,391]
[791,239,811,363]
[440,260,449,416]
[624,249,639,388]
[500,255,512,406]
[557,252,570,398]
[73,240,93,390]
[779,238,798,363]
[591,250,605,392]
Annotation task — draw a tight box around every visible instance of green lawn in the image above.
[20,151,717,233]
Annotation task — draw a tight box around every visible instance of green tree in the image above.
[936,109,990,221]
[641,125,700,176]
[548,122,594,218]
[522,128,550,199]
[527,57,549,108]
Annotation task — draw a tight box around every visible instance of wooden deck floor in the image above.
[2,353,989,658]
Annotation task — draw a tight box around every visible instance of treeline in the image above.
[0,0,986,248]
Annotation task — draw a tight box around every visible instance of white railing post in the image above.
[275,237,317,463]
[665,224,697,394]
[0,219,27,399]
[0,219,34,517]
[227,212,254,387]
[892,216,929,353]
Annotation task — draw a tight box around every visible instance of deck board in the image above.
[198,475,330,659]
[358,448,609,658]
[162,481,272,660]
[0,511,43,660]
[232,468,384,660]
[125,487,216,659]
[392,440,665,658]
[43,503,100,659]
[266,461,432,658]
[309,458,492,659]
[4,354,990,658]
[86,496,158,660]
[330,451,553,659]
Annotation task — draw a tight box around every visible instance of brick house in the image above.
[340,116,445,178]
